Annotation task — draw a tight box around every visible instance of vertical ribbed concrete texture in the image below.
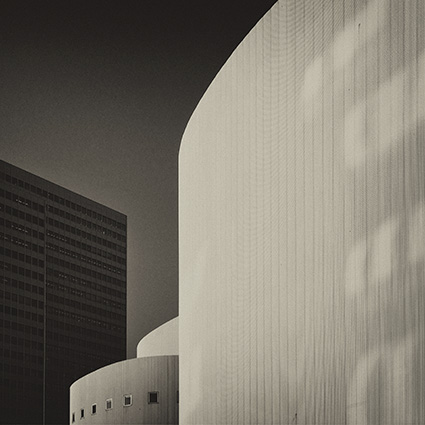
[179,0,425,423]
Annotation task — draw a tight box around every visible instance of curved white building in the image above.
[69,318,178,425]
[137,317,179,358]
[179,0,425,424]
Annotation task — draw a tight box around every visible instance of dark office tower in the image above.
[0,159,127,425]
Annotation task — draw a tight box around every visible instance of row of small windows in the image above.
[0,247,44,268]
[0,188,44,214]
[46,205,126,242]
[0,203,44,227]
[0,217,45,241]
[0,348,43,365]
[47,306,124,333]
[48,319,125,346]
[72,393,165,422]
[1,363,43,378]
[47,281,125,311]
[46,256,125,287]
[47,343,119,365]
[45,357,104,376]
[0,305,43,322]
[47,218,125,253]
[0,333,44,351]
[1,320,43,337]
[0,332,43,346]
[47,268,125,299]
[0,289,44,309]
[47,230,125,264]
[46,292,125,322]
[47,331,124,355]
[0,379,43,393]
[0,261,44,281]
[0,232,44,254]
[46,243,125,275]
[1,171,126,231]
[1,275,44,295]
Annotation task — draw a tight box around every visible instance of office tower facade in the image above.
[0,159,127,424]
[179,0,425,423]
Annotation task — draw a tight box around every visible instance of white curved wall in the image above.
[70,318,179,425]
[179,0,425,424]
[70,356,178,425]
[137,317,179,358]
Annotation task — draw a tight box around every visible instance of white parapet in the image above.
[137,316,179,358]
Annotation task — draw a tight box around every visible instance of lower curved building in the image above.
[69,318,178,425]
[179,0,425,424]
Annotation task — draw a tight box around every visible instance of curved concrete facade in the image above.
[137,317,179,358]
[70,356,178,425]
[70,318,179,425]
[179,0,425,424]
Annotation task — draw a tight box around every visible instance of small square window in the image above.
[80,408,84,419]
[106,398,113,410]
[123,394,132,406]
[91,404,97,415]
[148,391,159,404]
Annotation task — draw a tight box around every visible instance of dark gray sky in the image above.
[0,0,276,357]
